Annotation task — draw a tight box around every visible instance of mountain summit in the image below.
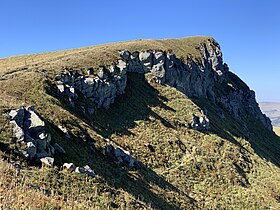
[0,36,280,209]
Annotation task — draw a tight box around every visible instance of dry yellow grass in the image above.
[0,36,213,78]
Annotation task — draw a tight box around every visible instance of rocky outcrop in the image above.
[55,64,127,110]
[53,39,271,131]
[7,106,58,164]
[117,40,271,130]
[218,84,272,130]
[190,111,210,131]
[105,144,138,168]
[63,163,96,177]
[120,41,228,100]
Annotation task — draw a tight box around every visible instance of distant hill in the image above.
[259,102,280,127]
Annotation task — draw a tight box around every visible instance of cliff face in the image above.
[117,40,272,130]
[53,39,271,130]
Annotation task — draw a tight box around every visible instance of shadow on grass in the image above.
[46,73,175,138]
[45,74,195,209]
[191,98,280,168]
[92,73,175,138]
[42,117,196,210]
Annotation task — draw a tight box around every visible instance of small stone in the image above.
[40,157,54,167]
[63,163,76,172]
[75,166,95,177]
[83,165,96,177]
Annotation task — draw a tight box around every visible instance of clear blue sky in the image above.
[1,0,279,102]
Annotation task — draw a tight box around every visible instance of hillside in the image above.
[1,36,280,209]
[260,102,280,127]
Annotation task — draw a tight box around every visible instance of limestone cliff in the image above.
[53,39,271,131]
[117,40,272,130]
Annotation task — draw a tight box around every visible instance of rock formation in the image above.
[117,40,271,130]
[63,163,96,177]
[53,39,271,131]
[105,144,138,168]
[6,106,65,165]
[54,64,127,110]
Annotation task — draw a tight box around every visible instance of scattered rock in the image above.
[75,165,96,177]
[63,163,76,172]
[63,163,95,177]
[105,144,138,168]
[40,157,54,167]
[190,114,210,131]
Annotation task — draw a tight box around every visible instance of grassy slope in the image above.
[1,36,280,209]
